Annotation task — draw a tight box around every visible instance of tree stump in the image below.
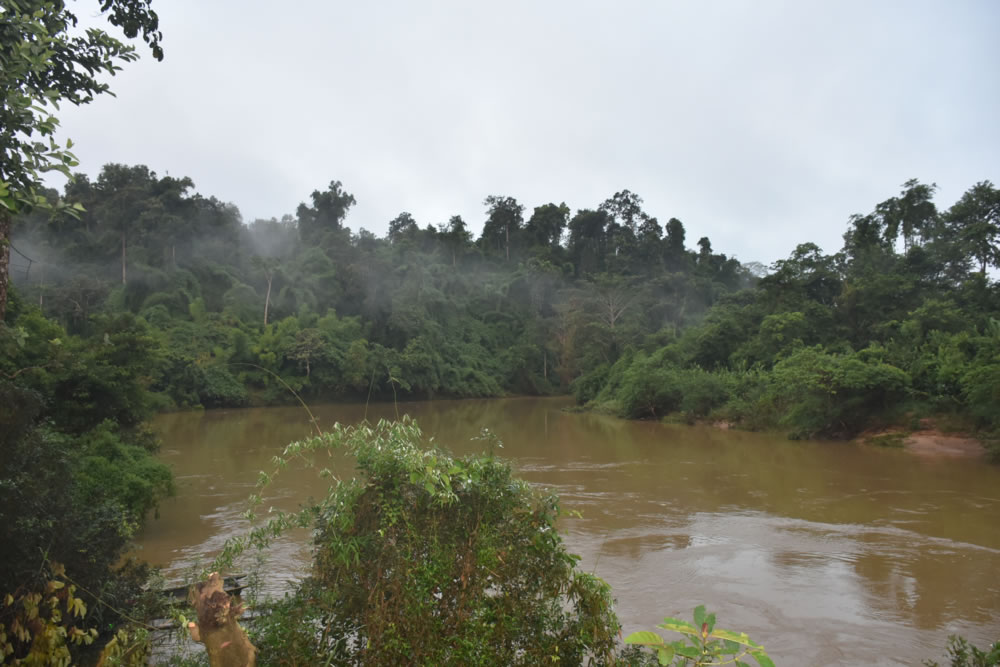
[187,572,256,667]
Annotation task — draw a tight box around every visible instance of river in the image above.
[138,397,1000,665]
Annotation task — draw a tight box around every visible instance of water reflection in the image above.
[140,397,1000,666]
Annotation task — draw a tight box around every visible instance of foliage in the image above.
[0,564,99,665]
[0,0,163,320]
[8,158,999,446]
[558,178,999,447]
[768,346,910,438]
[0,305,171,663]
[924,635,1000,667]
[625,605,774,667]
[241,419,622,666]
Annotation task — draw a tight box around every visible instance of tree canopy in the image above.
[1,0,162,320]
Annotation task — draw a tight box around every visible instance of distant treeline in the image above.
[9,164,752,407]
[8,167,1000,448]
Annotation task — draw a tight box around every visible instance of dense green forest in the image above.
[8,168,1000,446]
[8,168,750,405]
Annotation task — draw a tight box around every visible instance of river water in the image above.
[138,397,1000,665]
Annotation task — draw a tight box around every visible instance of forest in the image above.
[2,0,999,663]
[7,168,1000,445]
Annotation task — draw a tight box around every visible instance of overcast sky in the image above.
[53,0,999,265]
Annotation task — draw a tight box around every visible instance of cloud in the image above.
[51,0,1000,264]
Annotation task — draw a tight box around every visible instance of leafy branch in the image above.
[626,605,774,667]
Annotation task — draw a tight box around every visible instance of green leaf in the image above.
[659,618,698,636]
[721,639,742,653]
[751,650,775,667]
[675,645,700,659]
[656,645,675,665]
[693,605,707,627]
[624,631,664,646]
[713,629,755,645]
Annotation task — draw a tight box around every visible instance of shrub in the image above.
[626,605,774,667]
[924,635,1000,667]
[770,346,910,438]
[571,361,611,404]
[199,364,250,408]
[247,419,622,666]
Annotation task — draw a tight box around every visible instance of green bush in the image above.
[74,420,173,519]
[0,382,165,663]
[571,361,611,404]
[626,605,774,666]
[199,364,251,408]
[962,363,1000,430]
[611,353,732,421]
[924,635,1000,667]
[248,419,621,666]
[770,346,910,438]
[617,357,681,419]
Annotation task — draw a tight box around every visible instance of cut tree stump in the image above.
[187,572,257,667]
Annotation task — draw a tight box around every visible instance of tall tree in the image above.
[663,217,688,271]
[92,163,157,284]
[523,202,569,250]
[600,190,647,264]
[876,179,938,252]
[0,0,163,320]
[480,195,524,261]
[296,180,356,246]
[599,190,645,235]
[946,180,1000,275]
[251,255,280,326]
[387,211,418,245]
[439,215,472,266]
[567,209,610,276]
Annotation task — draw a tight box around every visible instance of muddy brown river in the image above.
[138,397,1000,665]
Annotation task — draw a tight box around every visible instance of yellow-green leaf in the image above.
[624,630,664,646]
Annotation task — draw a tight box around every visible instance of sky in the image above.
[51,0,1000,266]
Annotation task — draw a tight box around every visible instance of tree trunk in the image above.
[263,273,273,326]
[543,349,548,381]
[121,231,127,285]
[0,211,9,322]
[505,223,510,261]
[187,572,257,667]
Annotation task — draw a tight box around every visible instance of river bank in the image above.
[857,420,992,461]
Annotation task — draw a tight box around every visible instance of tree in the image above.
[876,179,938,252]
[0,0,163,321]
[480,195,523,261]
[664,217,688,271]
[251,255,279,325]
[599,189,646,235]
[296,180,355,245]
[947,181,1000,275]
[697,236,713,263]
[566,208,611,275]
[91,163,157,284]
[386,211,418,245]
[439,215,472,266]
[523,202,568,250]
